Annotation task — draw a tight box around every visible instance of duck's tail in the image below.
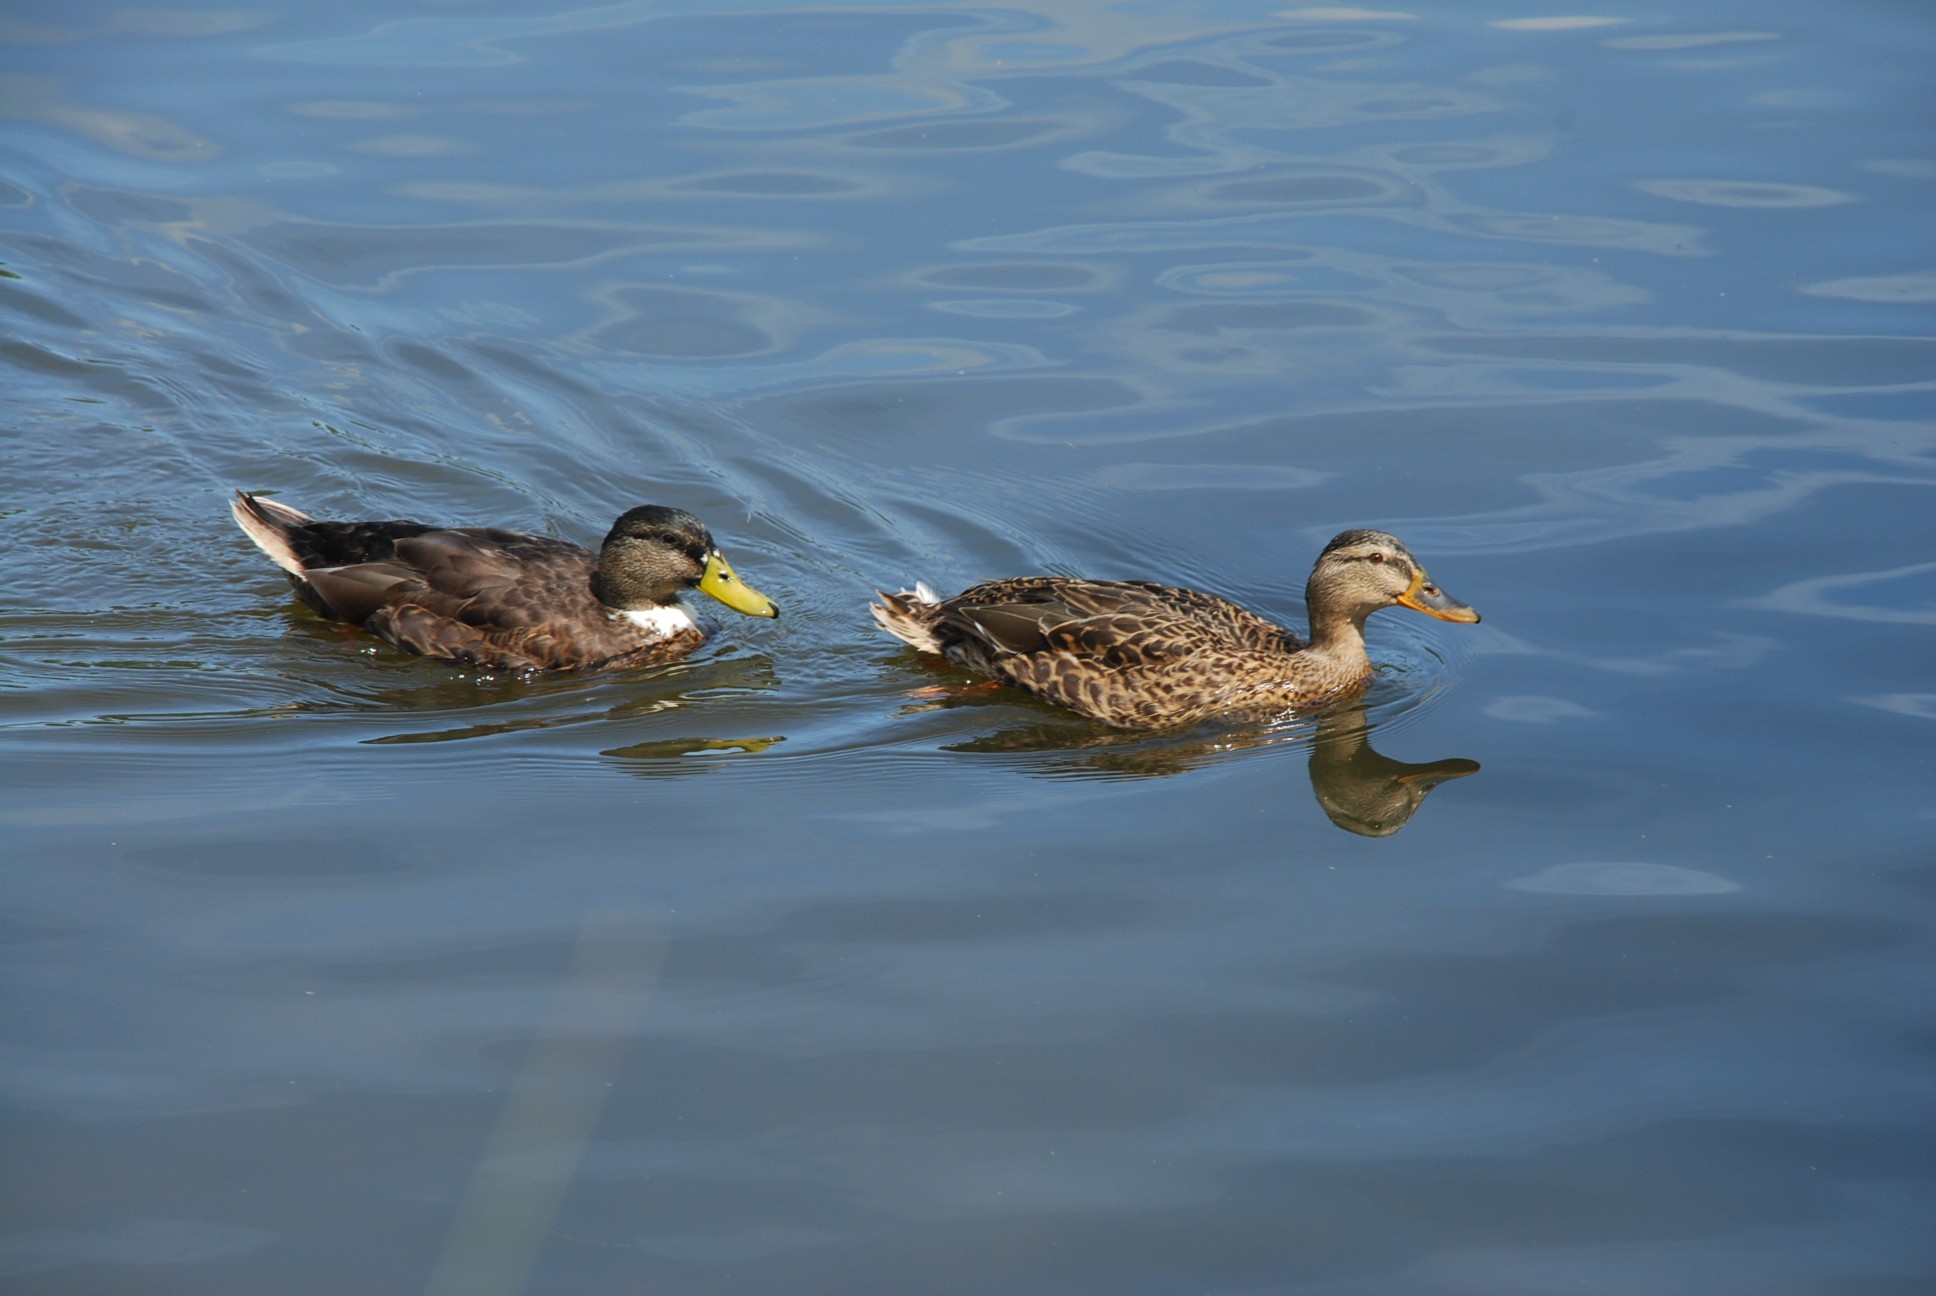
[869,582,945,653]
[229,490,316,576]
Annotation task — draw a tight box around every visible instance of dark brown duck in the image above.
[231,492,777,672]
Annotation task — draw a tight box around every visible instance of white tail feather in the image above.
[229,493,314,576]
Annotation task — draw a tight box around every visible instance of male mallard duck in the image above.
[231,491,777,671]
[871,529,1476,729]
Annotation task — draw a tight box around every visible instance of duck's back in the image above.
[296,527,579,619]
[935,578,1299,655]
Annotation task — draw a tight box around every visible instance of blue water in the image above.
[3,1,1933,1292]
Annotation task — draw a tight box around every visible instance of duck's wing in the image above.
[940,579,1296,657]
[301,529,611,669]
[296,528,584,620]
[391,529,589,625]
[925,579,1302,726]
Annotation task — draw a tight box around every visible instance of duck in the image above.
[870,529,1477,729]
[230,491,777,672]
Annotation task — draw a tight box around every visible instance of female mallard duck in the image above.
[871,529,1477,729]
[231,491,777,671]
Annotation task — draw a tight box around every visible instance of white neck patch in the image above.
[618,604,698,638]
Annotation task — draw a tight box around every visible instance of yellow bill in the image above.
[697,550,780,618]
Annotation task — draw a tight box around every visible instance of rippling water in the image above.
[4,1,1933,1292]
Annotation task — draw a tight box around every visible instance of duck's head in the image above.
[598,505,780,617]
[1306,529,1479,631]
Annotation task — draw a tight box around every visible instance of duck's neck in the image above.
[1303,596,1373,669]
[589,567,627,610]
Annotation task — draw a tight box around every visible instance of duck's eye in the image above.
[1367,552,1385,564]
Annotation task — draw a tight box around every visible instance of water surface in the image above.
[3,1,1933,1292]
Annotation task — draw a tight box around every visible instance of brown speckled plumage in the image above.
[231,492,776,672]
[871,529,1478,729]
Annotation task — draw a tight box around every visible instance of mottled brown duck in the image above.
[231,492,777,671]
[871,529,1477,729]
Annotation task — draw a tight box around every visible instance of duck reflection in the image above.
[1304,704,1479,837]
[941,701,1477,836]
[310,651,783,747]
